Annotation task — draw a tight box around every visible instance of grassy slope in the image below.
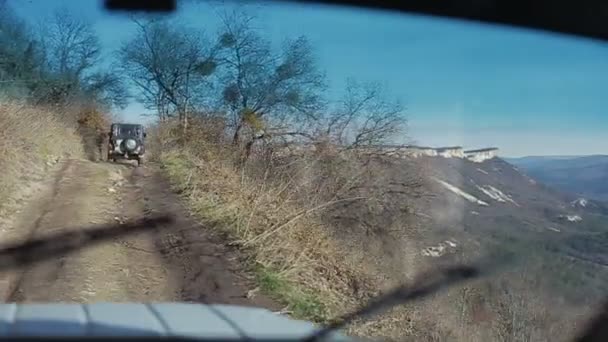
[0,102,84,214]
[158,149,372,324]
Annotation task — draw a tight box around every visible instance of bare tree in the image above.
[31,9,126,109]
[0,1,45,98]
[40,10,100,81]
[80,72,129,110]
[215,8,326,157]
[118,17,217,130]
[321,78,406,148]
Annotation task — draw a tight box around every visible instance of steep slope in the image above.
[406,154,608,304]
[312,149,608,339]
[506,155,608,201]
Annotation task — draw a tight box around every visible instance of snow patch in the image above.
[571,198,588,208]
[433,177,489,206]
[421,240,458,257]
[476,168,489,175]
[547,227,561,232]
[444,240,457,248]
[470,211,480,215]
[477,185,519,206]
[559,214,582,222]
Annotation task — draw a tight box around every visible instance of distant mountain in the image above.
[506,155,608,201]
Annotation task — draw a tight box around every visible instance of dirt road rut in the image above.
[0,158,276,308]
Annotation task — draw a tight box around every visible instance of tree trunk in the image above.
[232,123,242,145]
[182,96,189,135]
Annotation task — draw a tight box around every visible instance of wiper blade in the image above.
[0,215,173,271]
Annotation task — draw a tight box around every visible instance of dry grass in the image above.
[160,147,376,322]
[0,101,84,213]
[150,117,440,339]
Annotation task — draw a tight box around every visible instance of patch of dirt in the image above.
[0,158,278,310]
[137,165,279,309]
[0,161,69,300]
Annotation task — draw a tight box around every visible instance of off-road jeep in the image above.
[106,123,146,166]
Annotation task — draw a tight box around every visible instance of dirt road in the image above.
[0,158,277,308]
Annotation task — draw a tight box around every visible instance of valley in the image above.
[507,155,608,201]
[413,152,608,301]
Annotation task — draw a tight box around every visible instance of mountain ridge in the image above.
[506,154,608,201]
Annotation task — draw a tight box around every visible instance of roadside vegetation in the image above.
[0,2,122,212]
[0,102,82,214]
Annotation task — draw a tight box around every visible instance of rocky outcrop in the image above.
[272,143,500,162]
[436,146,465,158]
[465,148,499,162]
[405,146,438,157]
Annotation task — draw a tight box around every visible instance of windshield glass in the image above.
[0,0,607,341]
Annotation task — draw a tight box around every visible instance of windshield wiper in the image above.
[0,215,173,271]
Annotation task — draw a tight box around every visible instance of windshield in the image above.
[0,0,607,341]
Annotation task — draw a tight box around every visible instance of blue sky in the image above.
[10,0,608,157]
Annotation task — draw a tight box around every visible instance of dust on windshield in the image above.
[0,0,607,341]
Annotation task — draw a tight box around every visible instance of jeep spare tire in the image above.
[124,138,137,151]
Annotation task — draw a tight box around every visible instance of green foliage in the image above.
[255,265,327,322]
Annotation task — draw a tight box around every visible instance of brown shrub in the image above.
[75,105,111,161]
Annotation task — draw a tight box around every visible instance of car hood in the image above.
[0,303,353,340]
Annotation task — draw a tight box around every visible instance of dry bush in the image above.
[160,145,377,322]
[0,101,83,212]
[155,126,381,321]
[147,116,230,161]
[407,270,588,342]
[255,148,430,284]
[145,120,180,162]
[156,121,441,338]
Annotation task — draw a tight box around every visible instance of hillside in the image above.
[253,143,608,338]
[315,145,607,336]
[409,153,608,296]
[373,150,608,339]
[506,155,608,201]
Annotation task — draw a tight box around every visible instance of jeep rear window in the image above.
[115,125,141,136]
